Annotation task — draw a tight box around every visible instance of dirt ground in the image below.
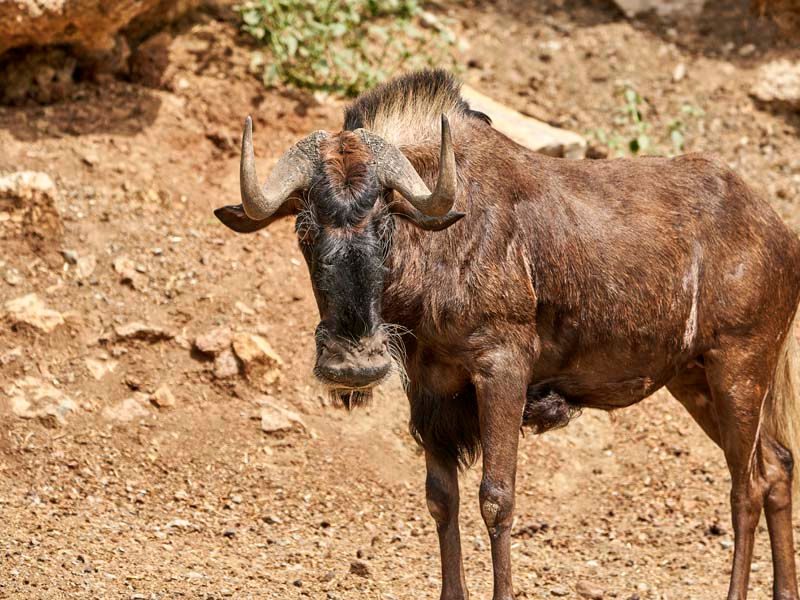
[1,1,799,599]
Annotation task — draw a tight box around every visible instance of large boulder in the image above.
[0,0,202,57]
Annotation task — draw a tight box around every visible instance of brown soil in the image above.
[1,2,799,599]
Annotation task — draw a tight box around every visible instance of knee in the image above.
[479,479,514,531]
[426,474,456,526]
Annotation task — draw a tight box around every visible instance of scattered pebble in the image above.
[151,384,176,408]
[194,326,232,355]
[349,560,371,578]
[576,580,604,599]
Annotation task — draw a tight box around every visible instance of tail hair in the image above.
[764,307,800,497]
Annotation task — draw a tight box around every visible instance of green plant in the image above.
[237,0,454,97]
[589,87,704,158]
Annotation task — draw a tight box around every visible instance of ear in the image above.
[214,199,301,234]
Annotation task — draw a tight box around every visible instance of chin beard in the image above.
[329,387,374,410]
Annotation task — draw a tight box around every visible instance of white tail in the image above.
[765,308,800,497]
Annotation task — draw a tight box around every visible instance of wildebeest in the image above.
[216,70,800,600]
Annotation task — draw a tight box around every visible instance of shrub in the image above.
[237,0,455,97]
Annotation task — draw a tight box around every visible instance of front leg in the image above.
[474,367,528,600]
[426,450,469,600]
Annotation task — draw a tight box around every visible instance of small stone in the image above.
[194,326,232,355]
[260,399,306,435]
[234,301,255,316]
[4,268,22,286]
[5,293,64,332]
[349,560,371,578]
[263,514,282,525]
[61,249,79,264]
[167,518,193,530]
[5,376,76,427]
[551,586,569,597]
[102,394,151,422]
[113,255,147,290]
[114,322,173,342]
[75,253,97,280]
[719,538,734,549]
[213,348,240,379]
[672,63,686,82]
[85,356,118,380]
[232,332,283,385]
[151,385,176,408]
[576,581,604,599]
[222,529,236,538]
[739,43,756,57]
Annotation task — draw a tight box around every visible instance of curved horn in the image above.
[240,115,325,220]
[359,114,457,217]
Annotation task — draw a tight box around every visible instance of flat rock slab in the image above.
[613,0,707,17]
[461,85,586,158]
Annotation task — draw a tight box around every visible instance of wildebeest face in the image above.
[215,115,464,402]
[298,135,394,396]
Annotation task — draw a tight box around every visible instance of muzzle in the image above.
[314,330,392,389]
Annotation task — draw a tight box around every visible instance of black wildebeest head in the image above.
[215,115,463,403]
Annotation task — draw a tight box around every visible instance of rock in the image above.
[0,171,55,208]
[739,43,757,57]
[550,587,570,597]
[0,171,62,247]
[113,256,147,290]
[195,327,232,356]
[166,518,194,530]
[259,397,306,435]
[61,249,79,264]
[576,581,604,599]
[0,0,202,56]
[4,268,22,286]
[213,348,240,379]
[85,356,119,380]
[5,293,64,332]
[0,346,23,365]
[75,253,97,280]
[232,332,283,385]
[751,60,800,111]
[102,394,151,422]
[672,63,687,83]
[151,384,176,408]
[114,321,173,342]
[349,560,371,578]
[612,0,706,18]
[5,376,77,428]
[460,85,586,158]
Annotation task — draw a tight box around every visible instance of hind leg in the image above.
[763,435,797,600]
[704,345,798,600]
[671,356,798,599]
